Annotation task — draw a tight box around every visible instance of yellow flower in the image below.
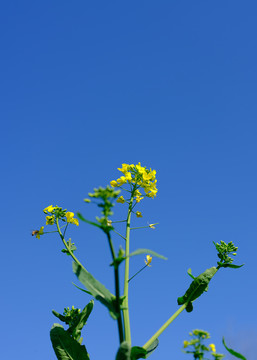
[43,205,55,214]
[118,163,130,174]
[117,176,127,186]
[117,196,125,204]
[144,255,152,267]
[125,171,132,182]
[135,162,145,174]
[110,180,118,187]
[66,211,75,221]
[209,344,216,353]
[136,211,142,218]
[149,223,156,229]
[46,215,55,225]
[84,198,91,203]
[135,196,144,203]
[66,212,79,226]
[142,172,153,181]
[183,340,189,348]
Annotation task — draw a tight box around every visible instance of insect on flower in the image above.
[31,230,39,236]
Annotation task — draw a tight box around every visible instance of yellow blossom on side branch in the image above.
[183,340,189,348]
[136,211,142,218]
[144,255,152,267]
[117,196,125,204]
[209,344,216,353]
[66,212,79,226]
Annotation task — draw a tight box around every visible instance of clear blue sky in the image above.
[1,1,256,359]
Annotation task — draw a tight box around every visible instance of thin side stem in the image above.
[142,303,187,350]
[128,265,147,282]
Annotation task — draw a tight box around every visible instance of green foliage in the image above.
[72,262,119,319]
[88,186,120,219]
[177,267,218,312]
[52,301,94,344]
[50,323,90,360]
[222,337,247,360]
[35,163,245,359]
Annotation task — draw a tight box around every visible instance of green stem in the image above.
[130,226,151,230]
[113,229,127,240]
[142,303,187,350]
[123,195,134,345]
[56,218,85,270]
[128,265,147,282]
[107,232,124,344]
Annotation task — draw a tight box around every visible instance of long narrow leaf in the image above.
[128,249,167,260]
[72,282,93,296]
[77,213,102,229]
[72,262,118,319]
[222,337,247,360]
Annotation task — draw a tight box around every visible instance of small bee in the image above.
[31,230,39,236]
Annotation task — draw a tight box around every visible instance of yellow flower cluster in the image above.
[110,162,157,199]
[43,205,79,226]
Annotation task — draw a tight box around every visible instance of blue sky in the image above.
[1,1,256,359]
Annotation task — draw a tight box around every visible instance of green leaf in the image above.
[115,342,131,360]
[72,282,93,296]
[222,337,247,360]
[69,301,94,337]
[77,213,102,229]
[187,268,196,280]
[128,249,167,261]
[145,339,159,358]
[72,262,118,319]
[131,346,147,360]
[177,267,218,311]
[217,262,244,269]
[50,323,90,360]
[52,310,68,324]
